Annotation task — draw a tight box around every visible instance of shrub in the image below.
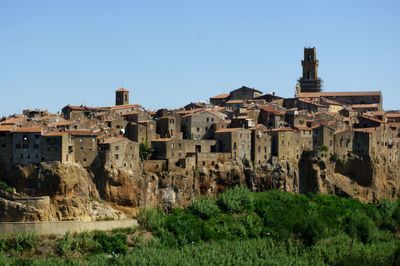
[137,208,166,233]
[319,145,329,153]
[0,180,14,194]
[343,212,376,244]
[6,232,38,252]
[217,186,254,213]
[293,216,327,246]
[188,197,220,219]
[93,232,127,254]
[164,209,203,245]
[240,213,263,238]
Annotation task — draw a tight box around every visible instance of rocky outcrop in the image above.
[0,162,124,222]
[0,150,399,222]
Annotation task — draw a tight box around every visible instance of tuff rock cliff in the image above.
[0,151,399,222]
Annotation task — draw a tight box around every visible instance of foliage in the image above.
[139,139,152,161]
[188,197,220,219]
[319,144,329,152]
[1,190,400,265]
[216,186,254,213]
[0,180,14,193]
[330,152,339,162]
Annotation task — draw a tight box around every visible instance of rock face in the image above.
[0,150,399,222]
[0,162,125,222]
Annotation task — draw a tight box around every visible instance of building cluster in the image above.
[1,48,399,173]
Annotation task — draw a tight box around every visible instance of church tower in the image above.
[298,47,322,93]
[115,88,129,106]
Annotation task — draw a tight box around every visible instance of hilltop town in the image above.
[1,48,399,222]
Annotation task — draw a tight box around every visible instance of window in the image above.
[308,71,312,79]
[115,146,119,151]
[307,54,312,62]
[33,144,39,149]
[197,127,200,132]
[80,147,84,151]
[206,118,209,122]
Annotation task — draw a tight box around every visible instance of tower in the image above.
[115,88,129,106]
[298,47,322,93]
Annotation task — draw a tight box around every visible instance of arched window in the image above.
[308,71,312,79]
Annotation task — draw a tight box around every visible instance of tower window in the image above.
[307,54,312,62]
[308,71,312,79]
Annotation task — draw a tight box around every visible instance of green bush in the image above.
[343,212,377,244]
[217,186,254,213]
[164,209,203,245]
[93,232,127,254]
[293,216,327,246]
[137,208,165,233]
[188,197,220,219]
[0,180,14,193]
[6,232,38,252]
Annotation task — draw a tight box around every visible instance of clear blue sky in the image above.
[1,0,399,116]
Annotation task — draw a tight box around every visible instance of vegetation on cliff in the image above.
[0,188,399,265]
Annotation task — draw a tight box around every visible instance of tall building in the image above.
[298,47,322,93]
[116,88,129,106]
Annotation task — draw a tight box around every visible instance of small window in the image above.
[197,127,200,132]
[115,146,119,151]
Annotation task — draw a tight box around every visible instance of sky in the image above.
[1,0,399,116]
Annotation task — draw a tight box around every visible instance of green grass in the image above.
[0,188,400,265]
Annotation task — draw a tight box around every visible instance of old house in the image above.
[181,110,226,140]
[68,130,98,168]
[12,126,43,165]
[294,125,313,151]
[41,132,75,163]
[229,86,263,101]
[215,128,251,161]
[251,125,272,167]
[156,112,182,139]
[270,128,302,161]
[258,105,286,128]
[312,124,335,153]
[98,137,140,171]
[209,93,229,106]
[125,120,156,144]
[0,125,14,167]
[151,138,186,160]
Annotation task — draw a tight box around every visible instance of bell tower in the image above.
[298,47,322,93]
[115,88,129,106]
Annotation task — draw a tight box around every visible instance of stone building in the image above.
[251,125,272,166]
[68,130,98,168]
[181,110,226,140]
[0,125,14,167]
[41,132,75,163]
[270,128,302,161]
[312,124,335,154]
[209,93,229,106]
[258,105,286,128]
[98,137,140,171]
[125,120,156,144]
[294,125,313,151]
[229,86,263,101]
[12,126,43,165]
[215,128,251,161]
[156,112,182,139]
[151,138,186,160]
